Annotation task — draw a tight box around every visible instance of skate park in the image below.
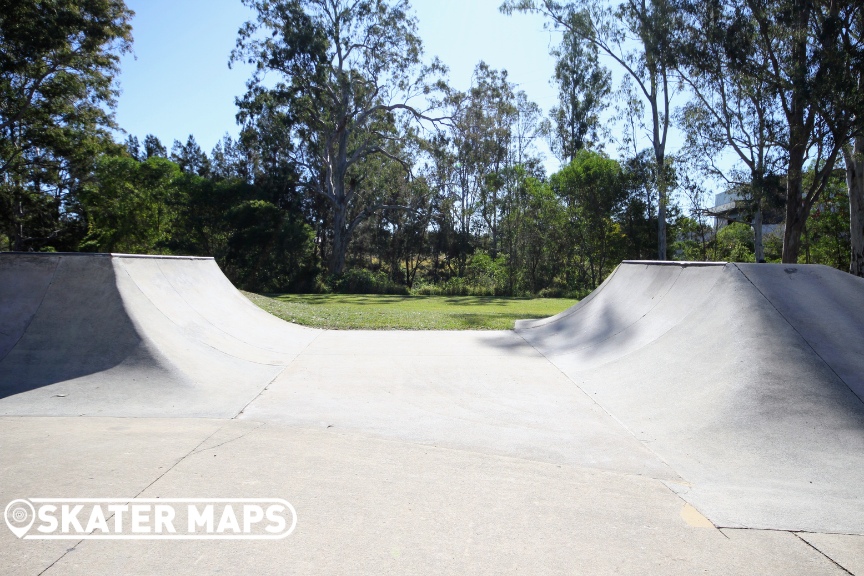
[1,251,863,575]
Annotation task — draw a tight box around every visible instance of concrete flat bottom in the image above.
[1,417,860,576]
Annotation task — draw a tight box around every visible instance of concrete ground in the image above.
[1,254,862,575]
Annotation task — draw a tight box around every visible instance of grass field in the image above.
[243,292,579,330]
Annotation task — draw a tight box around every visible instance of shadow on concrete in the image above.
[0,254,160,398]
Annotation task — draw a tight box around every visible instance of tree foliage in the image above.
[502,0,681,260]
[232,0,444,274]
[549,28,611,160]
[0,0,133,251]
[7,0,864,296]
[723,0,861,263]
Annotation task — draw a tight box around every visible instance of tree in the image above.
[79,155,182,253]
[143,134,167,159]
[675,1,786,262]
[551,149,625,289]
[429,63,546,277]
[125,135,141,160]
[619,150,659,259]
[373,170,433,288]
[171,135,211,177]
[502,0,680,260]
[210,133,254,182]
[714,222,755,262]
[842,8,864,276]
[846,134,864,276]
[735,0,862,263]
[549,28,611,161]
[0,0,133,251]
[221,199,319,293]
[458,63,516,259]
[501,168,565,294]
[232,0,443,274]
[800,170,850,270]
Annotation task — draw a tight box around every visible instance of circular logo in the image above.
[4,499,35,539]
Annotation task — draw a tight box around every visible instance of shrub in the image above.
[328,268,410,295]
[537,286,590,299]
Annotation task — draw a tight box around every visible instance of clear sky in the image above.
[113,0,565,169]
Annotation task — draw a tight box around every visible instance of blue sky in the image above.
[113,0,564,169]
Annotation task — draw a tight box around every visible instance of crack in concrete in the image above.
[232,329,325,419]
[191,421,265,455]
[36,425,227,575]
[793,532,855,576]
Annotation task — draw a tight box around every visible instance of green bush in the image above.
[537,286,591,299]
[714,223,756,262]
[465,251,509,295]
[328,268,410,295]
[411,276,500,296]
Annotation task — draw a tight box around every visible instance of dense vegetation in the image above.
[2,0,862,296]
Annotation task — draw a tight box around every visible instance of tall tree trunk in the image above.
[846,137,864,277]
[753,206,764,263]
[782,202,805,264]
[655,142,667,260]
[782,125,808,263]
[13,198,23,252]
[657,187,667,260]
[329,204,349,275]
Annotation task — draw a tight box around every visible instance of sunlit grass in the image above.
[243,292,579,330]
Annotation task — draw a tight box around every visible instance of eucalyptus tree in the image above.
[432,62,515,269]
[846,124,864,277]
[434,62,547,268]
[502,0,681,259]
[729,0,863,263]
[549,28,611,161]
[375,170,433,288]
[841,8,864,276]
[466,64,517,258]
[232,0,444,274]
[675,0,786,262]
[499,92,548,288]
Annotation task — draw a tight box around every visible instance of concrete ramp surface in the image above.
[1,254,863,575]
[0,253,317,417]
[517,261,864,533]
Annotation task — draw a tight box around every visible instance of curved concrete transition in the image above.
[516,261,864,534]
[0,253,317,417]
[1,253,863,575]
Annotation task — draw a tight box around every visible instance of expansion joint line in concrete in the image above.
[232,328,326,419]
[712,527,856,573]
[732,263,864,406]
[36,425,230,576]
[792,533,855,575]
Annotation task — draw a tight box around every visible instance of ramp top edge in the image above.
[621,260,728,267]
[0,252,214,261]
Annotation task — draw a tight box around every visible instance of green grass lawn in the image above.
[243,292,579,330]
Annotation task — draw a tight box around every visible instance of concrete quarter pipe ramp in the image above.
[0,253,317,417]
[1,253,863,574]
[516,260,864,533]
